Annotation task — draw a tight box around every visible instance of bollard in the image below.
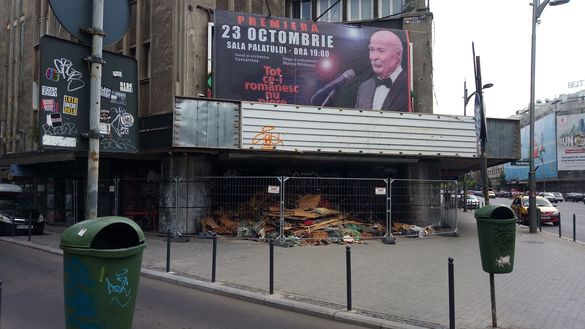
[166,229,171,272]
[448,258,455,329]
[573,214,576,242]
[212,234,217,283]
[538,208,542,232]
[0,280,2,324]
[559,213,562,238]
[28,211,32,242]
[11,216,15,238]
[346,246,352,311]
[269,239,274,294]
[490,273,497,327]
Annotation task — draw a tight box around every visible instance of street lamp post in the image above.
[528,0,569,233]
[463,81,493,211]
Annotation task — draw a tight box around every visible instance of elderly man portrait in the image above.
[355,30,409,112]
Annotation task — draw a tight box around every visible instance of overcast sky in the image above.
[431,0,585,119]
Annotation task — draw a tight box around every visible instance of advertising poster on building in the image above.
[39,35,138,153]
[557,113,585,171]
[213,10,412,112]
[504,113,557,181]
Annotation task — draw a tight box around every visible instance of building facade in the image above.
[504,90,585,194]
[0,0,518,233]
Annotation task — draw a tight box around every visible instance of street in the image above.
[0,241,366,329]
[485,197,585,242]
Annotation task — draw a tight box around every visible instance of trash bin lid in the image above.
[475,205,516,220]
[60,216,145,249]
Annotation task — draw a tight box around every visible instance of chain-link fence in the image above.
[159,177,282,238]
[390,179,458,237]
[17,175,458,240]
[282,177,389,243]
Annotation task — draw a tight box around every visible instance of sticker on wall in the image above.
[42,135,76,147]
[120,82,133,93]
[100,122,111,135]
[113,71,123,78]
[110,91,127,105]
[63,95,79,116]
[101,86,112,99]
[47,113,63,127]
[41,86,58,97]
[100,109,111,122]
[41,99,58,112]
[45,67,60,82]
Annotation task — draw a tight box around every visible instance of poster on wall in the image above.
[213,10,412,112]
[557,113,585,171]
[504,113,558,181]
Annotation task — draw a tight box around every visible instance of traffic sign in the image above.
[48,0,130,46]
[511,160,530,166]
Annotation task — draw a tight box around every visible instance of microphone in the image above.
[311,69,356,105]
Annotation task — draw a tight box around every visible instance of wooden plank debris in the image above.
[198,193,388,245]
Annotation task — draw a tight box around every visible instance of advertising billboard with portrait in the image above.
[504,113,557,181]
[213,10,411,112]
[557,113,585,171]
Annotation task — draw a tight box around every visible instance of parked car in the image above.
[540,192,557,203]
[0,184,45,235]
[566,192,584,202]
[462,194,480,210]
[487,190,496,199]
[550,192,564,203]
[511,195,559,226]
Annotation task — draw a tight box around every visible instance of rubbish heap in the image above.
[199,194,386,245]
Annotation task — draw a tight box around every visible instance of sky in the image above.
[431,0,585,119]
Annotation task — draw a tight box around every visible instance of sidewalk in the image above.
[3,209,585,329]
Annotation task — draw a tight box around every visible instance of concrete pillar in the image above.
[160,154,212,234]
[406,159,441,227]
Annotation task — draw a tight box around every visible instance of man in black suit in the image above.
[355,30,409,112]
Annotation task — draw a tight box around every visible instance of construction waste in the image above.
[199,194,438,246]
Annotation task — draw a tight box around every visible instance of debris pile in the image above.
[391,221,436,237]
[199,194,386,245]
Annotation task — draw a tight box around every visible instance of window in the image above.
[316,0,342,22]
[290,0,407,22]
[378,0,403,18]
[291,0,312,20]
[348,0,373,21]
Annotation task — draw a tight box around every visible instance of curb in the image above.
[141,268,435,329]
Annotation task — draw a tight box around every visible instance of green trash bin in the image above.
[60,216,147,329]
[475,205,517,274]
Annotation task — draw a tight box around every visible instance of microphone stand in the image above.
[320,89,337,107]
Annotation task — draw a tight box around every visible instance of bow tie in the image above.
[374,77,393,88]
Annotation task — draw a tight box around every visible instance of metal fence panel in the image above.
[282,177,389,243]
[159,177,282,237]
[390,179,458,237]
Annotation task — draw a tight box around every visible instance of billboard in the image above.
[213,10,411,112]
[557,113,585,171]
[39,35,138,152]
[504,113,557,181]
